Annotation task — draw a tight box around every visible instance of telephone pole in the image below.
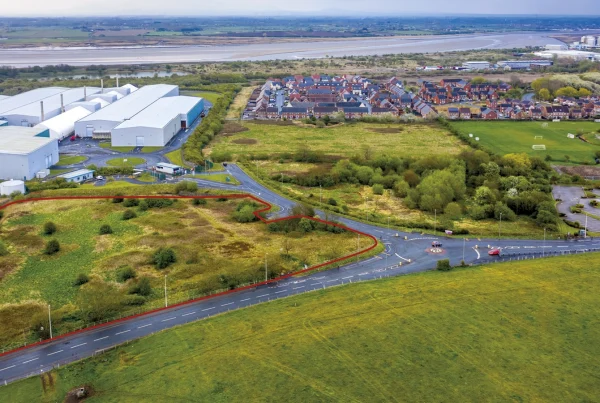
[164,275,168,307]
[48,305,53,339]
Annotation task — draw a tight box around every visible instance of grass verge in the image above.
[106,157,146,167]
[56,155,86,165]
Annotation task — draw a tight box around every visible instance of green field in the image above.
[183,91,222,105]
[0,198,358,349]
[164,149,190,167]
[98,143,135,153]
[208,122,464,159]
[451,121,600,164]
[56,155,86,165]
[105,157,146,167]
[3,253,600,402]
[186,173,240,185]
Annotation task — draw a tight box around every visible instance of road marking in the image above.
[161,317,177,322]
[47,350,63,356]
[275,290,286,294]
[256,294,269,298]
[0,365,16,372]
[181,312,195,317]
[202,307,216,311]
[557,246,568,248]
[137,324,152,329]
[71,343,87,349]
[293,286,305,290]
[312,276,325,280]
[240,298,250,302]
[358,272,369,276]
[342,276,354,280]
[395,253,411,262]
[115,330,131,335]
[473,247,480,259]
[221,302,234,307]
[22,358,39,364]
[524,246,536,249]
[93,336,109,342]
[326,279,337,283]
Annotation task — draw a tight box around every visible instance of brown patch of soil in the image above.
[220,241,253,255]
[221,123,249,136]
[64,384,95,402]
[369,127,404,134]
[232,138,258,145]
[555,165,600,177]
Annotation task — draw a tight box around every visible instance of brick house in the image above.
[459,108,471,119]
[447,107,460,119]
[481,108,498,119]
[281,107,310,120]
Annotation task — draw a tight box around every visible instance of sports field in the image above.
[451,121,600,164]
[208,121,465,159]
[3,253,600,402]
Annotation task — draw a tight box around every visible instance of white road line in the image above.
[47,350,63,356]
[202,307,216,311]
[221,302,234,307]
[394,253,411,262]
[93,336,109,342]
[181,312,195,317]
[0,365,16,372]
[22,358,39,364]
[342,276,354,280]
[240,298,250,302]
[70,343,87,349]
[256,294,269,298]
[115,330,131,335]
[312,276,325,280]
[358,272,369,276]
[161,317,177,322]
[275,290,286,294]
[293,286,305,290]
[137,324,152,329]
[326,279,337,283]
[557,246,569,248]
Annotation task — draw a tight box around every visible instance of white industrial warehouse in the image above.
[0,126,59,180]
[111,96,204,147]
[35,106,92,140]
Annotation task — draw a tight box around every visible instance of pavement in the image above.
[552,185,600,232]
[2,164,600,385]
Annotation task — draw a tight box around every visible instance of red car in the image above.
[488,248,501,256]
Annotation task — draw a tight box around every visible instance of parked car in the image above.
[432,241,442,248]
[488,248,501,256]
[96,176,105,181]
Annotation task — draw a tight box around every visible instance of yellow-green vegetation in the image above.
[49,168,71,176]
[98,143,135,153]
[184,91,222,105]
[4,253,600,402]
[105,157,146,167]
[140,147,163,153]
[208,122,464,159]
[56,155,86,165]
[450,121,600,164]
[0,198,357,349]
[165,149,190,167]
[136,172,157,183]
[186,173,240,185]
[225,86,254,119]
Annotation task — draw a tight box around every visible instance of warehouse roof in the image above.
[0,95,10,102]
[78,84,178,124]
[113,96,202,130]
[0,87,67,115]
[2,87,101,119]
[58,169,94,179]
[35,106,92,139]
[0,126,56,155]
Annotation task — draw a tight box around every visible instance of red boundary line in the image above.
[0,194,378,358]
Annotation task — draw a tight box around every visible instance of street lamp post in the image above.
[265,254,268,282]
[543,227,546,257]
[164,275,168,307]
[434,209,437,236]
[462,238,466,263]
[48,304,53,339]
[584,214,588,239]
[320,184,322,204]
[498,213,503,239]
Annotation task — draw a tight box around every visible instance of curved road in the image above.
[1,164,599,385]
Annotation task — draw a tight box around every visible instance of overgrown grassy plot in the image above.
[4,254,600,402]
[450,121,600,164]
[0,198,357,349]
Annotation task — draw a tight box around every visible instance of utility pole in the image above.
[164,275,168,307]
[48,305,53,339]
[462,238,466,263]
[543,227,546,257]
[434,209,437,236]
[584,214,588,238]
[498,212,503,239]
[356,233,360,262]
[265,254,268,282]
[320,184,322,204]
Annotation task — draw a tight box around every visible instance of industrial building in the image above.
[0,126,59,180]
[111,96,204,147]
[75,84,179,139]
[58,169,95,183]
[35,106,92,140]
[462,61,491,70]
[0,87,101,127]
[0,95,10,102]
[0,179,25,196]
[0,120,7,127]
[497,60,553,70]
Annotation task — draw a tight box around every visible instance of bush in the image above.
[73,273,89,286]
[153,247,176,269]
[0,210,4,220]
[138,200,149,211]
[233,200,258,223]
[99,224,113,235]
[175,181,198,194]
[122,209,137,220]
[44,239,60,255]
[327,198,337,206]
[123,198,139,207]
[372,184,384,195]
[192,198,207,205]
[445,202,462,220]
[116,266,136,282]
[0,241,9,257]
[129,277,152,296]
[112,197,124,203]
[43,221,57,235]
[436,259,452,271]
[123,295,147,306]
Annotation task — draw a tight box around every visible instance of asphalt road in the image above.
[552,185,600,232]
[2,164,599,385]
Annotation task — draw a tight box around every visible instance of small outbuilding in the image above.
[0,179,26,196]
[58,169,95,183]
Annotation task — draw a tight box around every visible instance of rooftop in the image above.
[3,87,101,118]
[0,126,55,155]
[0,87,67,115]
[58,169,95,179]
[78,84,178,124]
[113,96,202,130]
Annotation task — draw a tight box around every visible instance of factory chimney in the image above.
[60,93,65,113]
[40,101,45,122]
[101,79,104,93]
[116,76,119,87]
[84,86,87,98]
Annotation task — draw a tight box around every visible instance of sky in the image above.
[2,0,600,16]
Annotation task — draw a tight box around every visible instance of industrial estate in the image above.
[0,13,600,403]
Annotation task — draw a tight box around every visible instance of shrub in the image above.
[327,198,337,206]
[129,277,152,296]
[299,217,314,232]
[0,241,9,256]
[116,266,136,282]
[175,181,198,194]
[123,198,139,207]
[43,221,57,235]
[436,259,452,271]
[153,247,176,269]
[112,197,124,203]
[0,210,4,220]
[122,209,137,220]
[99,224,113,235]
[372,184,384,195]
[445,202,462,220]
[138,200,149,211]
[123,295,147,306]
[233,205,257,223]
[44,239,60,255]
[192,198,207,205]
[73,273,89,286]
